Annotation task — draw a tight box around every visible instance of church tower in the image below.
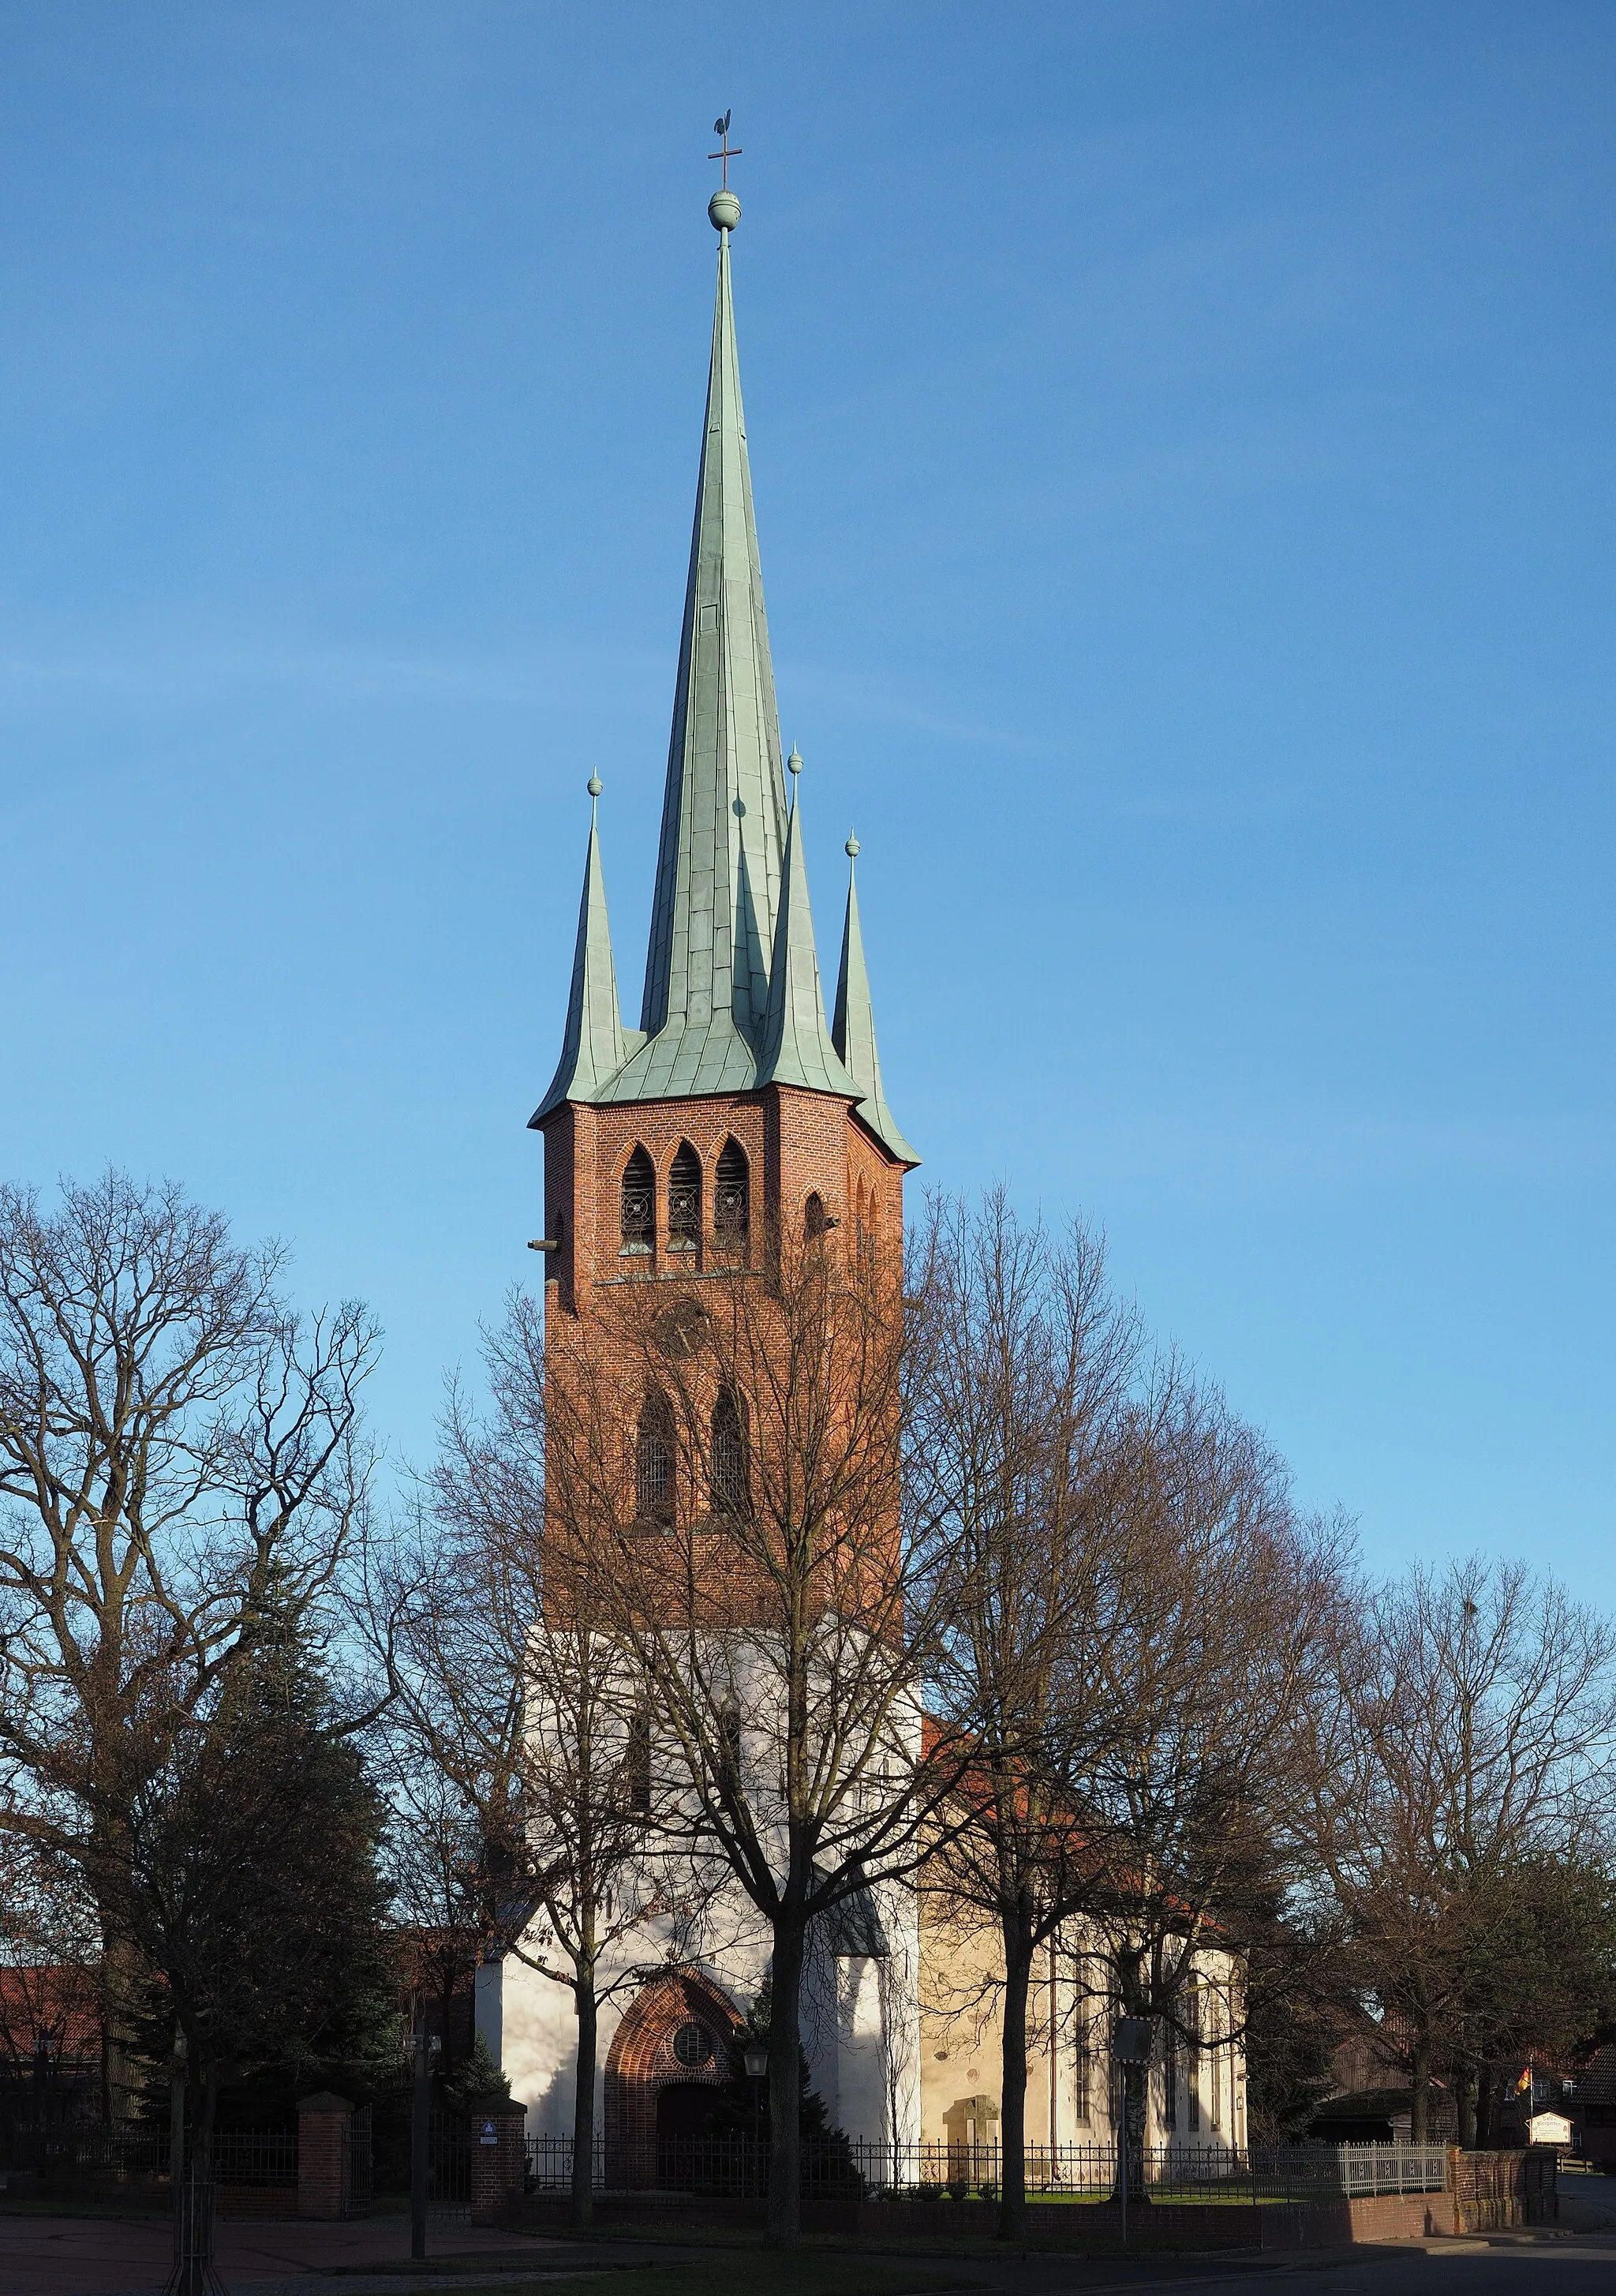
[503,178,922,2180]
[531,187,916,1357]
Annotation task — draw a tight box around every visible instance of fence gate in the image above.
[427,2111,472,2223]
[342,2104,372,2218]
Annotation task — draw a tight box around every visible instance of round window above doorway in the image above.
[671,2021,716,2069]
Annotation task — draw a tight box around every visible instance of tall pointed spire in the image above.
[757,751,856,1097]
[618,192,788,1099]
[530,777,643,1126]
[536,185,910,1143]
[832,834,918,1165]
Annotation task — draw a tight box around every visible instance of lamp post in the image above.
[743,2040,768,2194]
[410,2028,440,2260]
[1111,2016,1154,2249]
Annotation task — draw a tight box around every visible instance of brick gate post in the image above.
[297,2092,354,2219]
[467,2097,528,2219]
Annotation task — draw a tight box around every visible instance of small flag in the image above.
[1515,2066,1532,2096]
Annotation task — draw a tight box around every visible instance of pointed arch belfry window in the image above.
[710,1388,749,1517]
[635,1389,675,1528]
[621,1148,654,1256]
[714,1137,750,1252]
[668,1141,701,1256]
[803,1191,828,1243]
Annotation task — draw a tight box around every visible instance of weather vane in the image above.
[708,110,742,190]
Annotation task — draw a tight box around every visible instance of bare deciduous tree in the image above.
[0,1171,377,2112]
[372,1300,687,2228]
[547,1220,965,2245]
[1302,1556,1616,2141]
[912,1193,1140,2242]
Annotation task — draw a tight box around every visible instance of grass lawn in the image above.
[436,2265,985,2296]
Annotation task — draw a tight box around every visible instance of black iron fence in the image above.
[4,2124,297,2191]
[526,2135,1453,2205]
[342,2107,372,2216]
[427,2111,473,2223]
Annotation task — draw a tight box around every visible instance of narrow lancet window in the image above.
[714,1138,749,1250]
[1186,1988,1202,2132]
[635,1389,675,1527]
[668,1141,701,1255]
[711,1388,749,1516]
[716,1699,743,1803]
[624,1710,652,1816]
[803,1191,827,1243]
[621,1147,655,1256]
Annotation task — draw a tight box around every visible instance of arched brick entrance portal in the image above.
[604,1970,743,2188]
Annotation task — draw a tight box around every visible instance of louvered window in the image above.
[620,1148,654,1254]
[668,1142,701,1253]
[714,1138,749,1247]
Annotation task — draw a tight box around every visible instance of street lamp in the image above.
[743,2039,768,2179]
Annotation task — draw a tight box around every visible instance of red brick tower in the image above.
[530,194,916,1400]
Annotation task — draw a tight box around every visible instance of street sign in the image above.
[1111,2015,1154,2063]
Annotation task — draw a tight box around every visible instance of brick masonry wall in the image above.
[295,2097,350,2221]
[1451,2146,1558,2228]
[541,1088,906,1311]
[469,2103,529,2219]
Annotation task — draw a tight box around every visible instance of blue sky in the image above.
[1,4,1610,1600]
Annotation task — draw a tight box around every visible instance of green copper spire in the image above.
[832,833,918,1165]
[756,751,857,1098]
[613,200,788,1100]
[530,777,644,1125]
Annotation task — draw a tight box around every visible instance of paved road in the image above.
[5,2211,1616,2296]
[1027,2234,1616,2296]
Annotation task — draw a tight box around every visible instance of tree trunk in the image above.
[1455,2065,1476,2150]
[1410,2035,1431,2143]
[766,1918,806,2248]
[570,1981,597,2229]
[1475,2062,1496,2150]
[996,1900,1034,2243]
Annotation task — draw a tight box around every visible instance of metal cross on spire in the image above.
[708,110,742,189]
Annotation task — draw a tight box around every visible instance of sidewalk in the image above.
[0,2211,574,2296]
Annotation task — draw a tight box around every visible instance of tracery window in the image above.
[1073,1957,1094,2125]
[635,1389,675,1527]
[716,1699,743,1803]
[667,1141,701,1254]
[623,1710,652,1815]
[710,1388,749,1516]
[713,1137,750,1250]
[620,1147,655,1255]
[1186,1987,1202,2132]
